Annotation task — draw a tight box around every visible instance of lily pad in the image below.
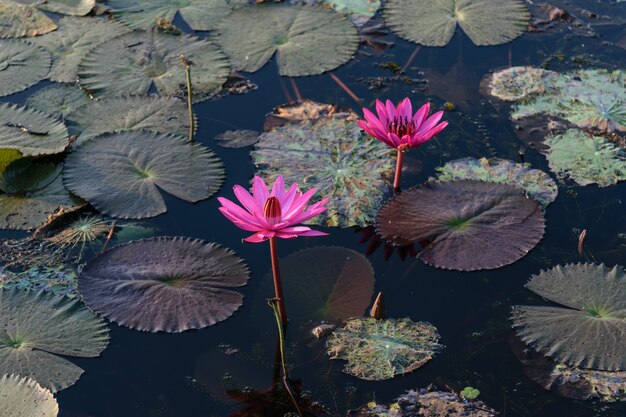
[0,103,69,156]
[544,129,626,187]
[0,39,50,97]
[108,0,234,31]
[78,31,229,102]
[0,158,61,194]
[0,374,58,417]
[0,1,57,38]
[215,130,260,148]
[481,66,558,101]
[252,112,394,228]
[19,0,95,16]
[290,0,380,27]
[26,84,92,119]
[376,180,545,271]
[384,0,529,46]
[433,157,558,207]
[326,317,441,381]
[0,288,109,392]
[79,237,250,332]
[35,17,131,83]
[63,130,223,219]
[215,4,359,76]
[512,263,626,371]
[65,96,192,144]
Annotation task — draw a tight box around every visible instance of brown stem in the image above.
[179,55,194,142]
[393,149,404,192]
[269,237,287,326]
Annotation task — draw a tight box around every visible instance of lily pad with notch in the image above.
[376,180,545,271]
[0,0,57,38]
[26,84,92,120]
[63,130,224,219]
[79,237,250,332]
[0,374,58,417]
[0,39,50,97]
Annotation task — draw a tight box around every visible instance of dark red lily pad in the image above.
[376,180,545,271]
[79,237,249,333]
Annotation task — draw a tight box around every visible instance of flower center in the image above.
[387,116,416,138]
[263,196,282,226]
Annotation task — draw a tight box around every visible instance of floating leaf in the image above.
[79,237,249,332]
[327,317,441,381]
[0,103,69,156]
[78,31,229,102]
[215,4,359,76]
[0,374,58,417]
[108,0,234,31]
[215,130,260,148]
[252,112,394,227]
[384,0,529,46]
[0,158,61,194]
[512,263,626,371]
[0,39,50,97]
[19,0,95,15]
[544,129,626,187]
[0,289,109,392]
[433,157,558,207]
[263,99,341,131]
[481,66,557,101]
[63,130,223,219]
[26,84,92,119]
[0,264,79,298]
[376,180,545,271]
[35,17,130,83]
[291,0,380,27]
[0,0,57,38]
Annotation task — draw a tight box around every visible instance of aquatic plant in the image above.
[0,1,57,38]
[460,387,480,400]
[0,39,50,98]
[0,374,58,417]
[218,176,329,325]
[358,98,447,191]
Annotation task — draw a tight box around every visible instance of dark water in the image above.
[6,3,626,416]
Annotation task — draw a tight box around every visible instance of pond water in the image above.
[3,1,626,416]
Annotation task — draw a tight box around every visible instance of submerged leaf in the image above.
[79,237,250,332]
[0,0,57,38]
[512,263,626,371]
[376,180,545,271]
[327,317,441,381]
[0,39,50,97]
[26,84,92,119]
[481,66,558,101]
[63,130,224,219]
[0,374,58,417]
[0,289,109,392]
[215,4,359,76]
[216,130,260,148]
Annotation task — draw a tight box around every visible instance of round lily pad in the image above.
[108,0,234,31]
[26,84,92,119]
[215,130,260,148]
[433,157,558,207]
[327,317,441,381]
[376,180,545,271]
[0,103,69,156]
[481,66,558,101]
[0,288,109,392]
[65,96,192,145]
[215,4,359,76]
[0,374,58,417]
[252,111,394,228]
[0,0,57,38]
[384,0,529,47]
[78,31,230,103]
[512,263,626,371]
[34,17,131,83]
[0,39,50,97]
[63,130,224,219]
[79,237,250,332]
[544,129,626,187]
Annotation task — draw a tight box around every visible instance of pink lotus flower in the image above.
[358,98,448,150]
[218,176,329,243]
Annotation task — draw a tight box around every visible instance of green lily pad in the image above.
[0,158,61,194]
[376,180,545,271]
[513,263,626,371]
[108,0,234,31]
[0,288,109,392]
[65,96,192,145]
[35,17,131,83]
[0,374,58,417]
[0,0,57,38]
[0,39,50,97]
[26,84,92,119]
[481,66,558,101]
[433,157,558,207]
[215,130,260,148]
[327,317,441,381]
[544,129,626,187]
[0,264,79,299]
[79,237,249,332]
[18,0,95,16]
[0,103,69,156]
[0,149,22,172]
[252,111,394,228]
[63,130,224,219]
[291,0,380,27]
[215,4,359,76]
[78,31,229,103]
[384,0,529,46]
